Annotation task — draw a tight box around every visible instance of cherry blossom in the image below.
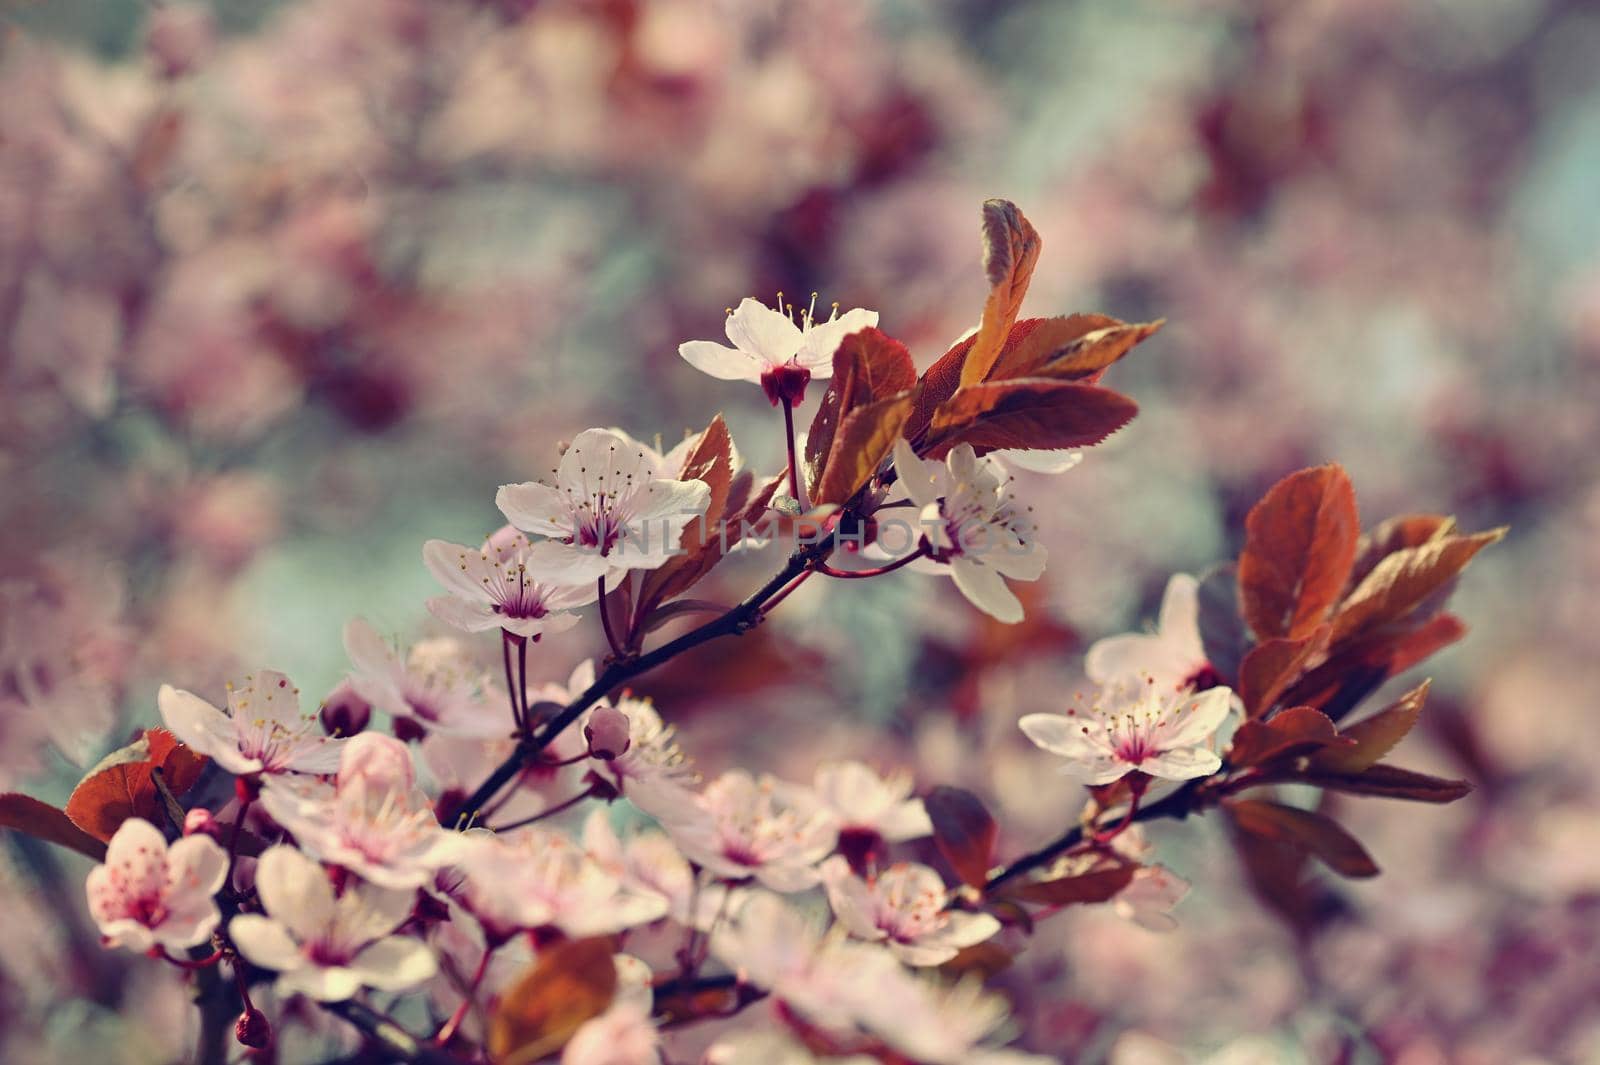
[85,818,227,954]
[677,295,878,405]
[495,428,712,572]
[343,619,505,738]
[665,770,839,892]
[991,448,1083,475]
[1019,685,1235,784]
[561,954,662,1065]
[581,692,698,821]
[860,976,1058,1065]
[229,845,436,1002]
[259,733,461,890]
[1113,865,1191,932]
[423,525,605,640]
[158,670,344,776]
[811,761,932,844]
[1085,573,1216,694]
[891,438,1046,624]
[451,826,668,945]
[820,856,999,965]
[582,809,730,931]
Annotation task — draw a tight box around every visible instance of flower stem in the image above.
[780,396,802,502]
[224,796,253,893]
[598,575,626,660]
[814,544,928,579]
[501,631,522,732]
[485,785,596,832]
[435,945,495,1047]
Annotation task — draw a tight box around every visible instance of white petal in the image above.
[229,914,305,972]
[950,559,1023,624]
[1018,714,1102,759]
[154,898,223,951]
[795,306,880,371]
[496,481,571,539]
[254,845,337,942]
[157,685,237,763]
[520,539,610,587]
[724,298,801,363]
[876,800,934,842]
[678,340,763,383]
[1159,687,1234,749]
[349,937,438,992]
[425,595,502,633]
[889,940,961,967]
[422,539,493,602]
[993,448,1084,475]
[893,437,938,510]
[819,857,883,941]
[166,834,229,897]
[278,964,364,1002]
[241,670,303,728]
[1140,747,1222,781]
[1157,573,1205,666]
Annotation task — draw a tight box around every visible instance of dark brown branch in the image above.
[323,1000,467,1065]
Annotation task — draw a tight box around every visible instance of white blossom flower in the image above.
[1085,573,1216,694]
[1019,685,1235,784]
[452,826,668,945]
[820,856,999,966]
[85,818,227,954]
[158,670,344,776]
[496,428,711,572]
[811,761,932,844]
[665,770,839,892]
[891,439,1045,624]
[423,526,605,640]
[259,734,461,891]
[344,619,505,738]
[229,845,436,1002]
[677,295,878,405]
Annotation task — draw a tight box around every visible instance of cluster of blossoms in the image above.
[10,199,1495,1065]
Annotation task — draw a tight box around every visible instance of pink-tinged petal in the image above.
[228,914,305,972]
[950,559,1023,624]
[1157,573,1204,663]
[819,857,883,941]
[234,670,302,729]
[342,619,404,693]
[85,865,120,928]
[425,594,502,634]
[753,863,822,894]
[1079,757,1136,785]
[495,481,571,539]
[724,297,801,363]
[423,539,494,602]
[97,918,156,953]
[678,340,763,383]
[282,737,346,775]
[560,428,659,492]
[348,937,438,992]
[254,845,337,942]
[166,834,229,898]
[1139,747,1222,781]
[337,733,416,793]
[347,881,420,940]
[889,940,962,967]
[103,818,169,900]
[938,910,1002,952]
[1158,687,1235,749]
[279,964,364,1002]
[157,685,238,763]
[520,539,610,587]
[153,897,223,951]
[1018,714,1104,759]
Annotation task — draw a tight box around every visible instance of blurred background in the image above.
[3,0,1599,1061]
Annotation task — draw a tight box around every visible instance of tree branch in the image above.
[324,1000,467,1065]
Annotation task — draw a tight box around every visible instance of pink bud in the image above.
[235,1007,271,1049]
[319,680,372,737]
[584,706,632,761]
[337,733,415,794]
[183,808,221,840]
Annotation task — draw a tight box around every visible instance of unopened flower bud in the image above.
[183,808,222,840]
[235,1006,272,1049]
[319,680,371,737]
[584,705,632,761]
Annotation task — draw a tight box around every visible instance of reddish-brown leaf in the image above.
[926,786,998,890]
[1347,514,1456,591]
[1277,613,1464,721]
[1303,763,1474,804]
[0,793,107,861]
[812,395,912,507]
[1227,799,1379,878]
[635,417,736,614]
[66,728,209,842]
[986,314,1116,381]
[805,328,915,499]
[1228,706,1351,768]
[1311,680,1429,773]
[960,200,1042,389]
[1238,627,1329,718]
[993,315,1164,382]
[489,937,618,1065]
[923,379,1138,458]
[1003,864,1136,907]
[1238,465,1361,641]
[1332,528,1506,642]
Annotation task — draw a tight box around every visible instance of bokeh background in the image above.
[3,0,1599,1061]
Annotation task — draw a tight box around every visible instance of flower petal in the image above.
[349,936,438,992]
[724,298,801,363]
[678,340,763,383]
[496,481,571,539]
[1140,747,1222,781]
[229,914,305,973]
[950,559,1023,623]
[157,685,238,763]
[254,845,337,942]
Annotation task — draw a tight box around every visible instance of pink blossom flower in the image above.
[422,526,605,640]
[451,826,668,945]
[820,856,999,966]
[1113,865,1191,932]
[1019,685,1235,784]
[583,809,730,931]
[85,818,227,954]
[343,619,505,738]
[259,734,460,890]
[158,670,344,776]
[1085,573,1215,694]
[677,295,878,405]
[811,761,932,844]
[582,693,698,821]
[495,428,711,572]
[229,845,436,1002]
[666,770,839,892]
[891,438,1045,624]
